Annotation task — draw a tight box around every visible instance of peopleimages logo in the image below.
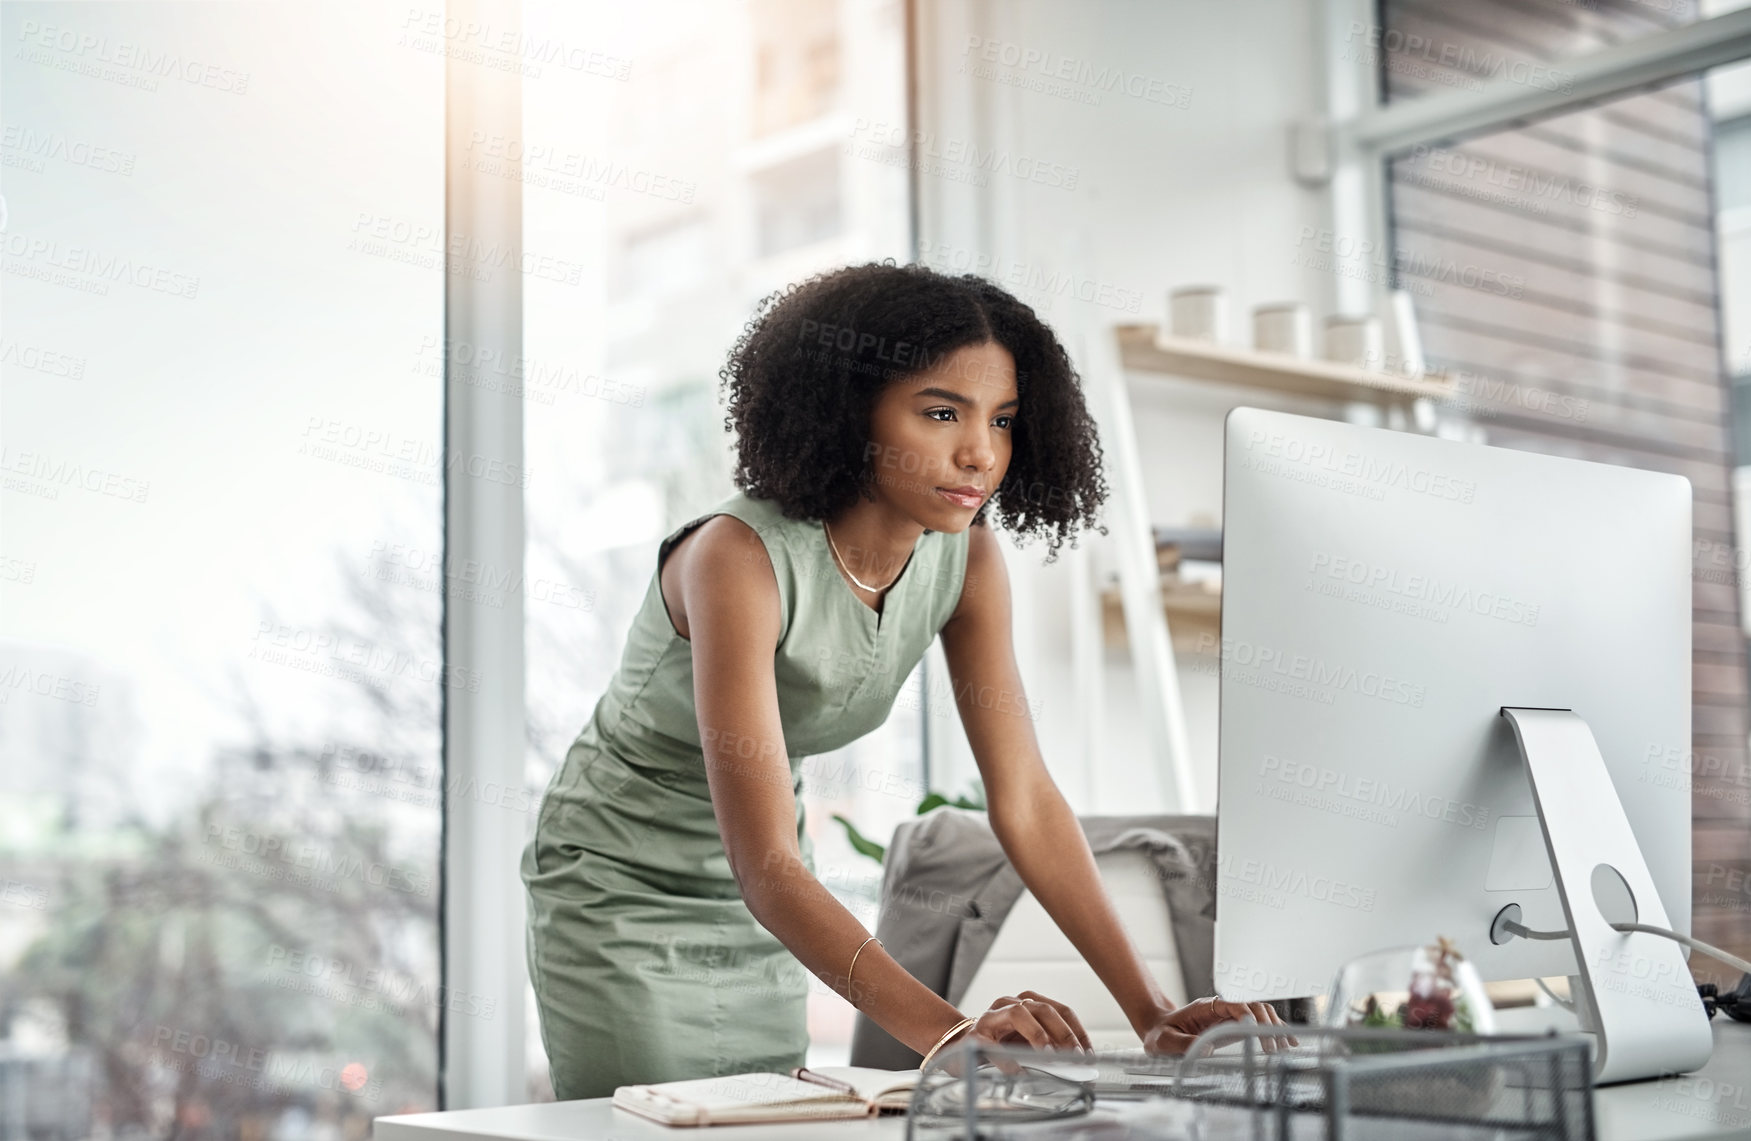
[16,20,251,93]
[1408,144,1637,219]
[267,945,497,1019]
[1217,635,1426,707]
[1,232,201,299]
[1292,227,1527,299]
[1344,23,1575,95]
[201,823,433,897]
[848,119,1080,191]
[1307,552,1540,627]
[149,1026,382,1101]
[1590,942,1706,1012]
[958,35,1192,108]
[1213,959,1326,998]
[1258,754,1491,830]
[1243,428,1478,504]
[1644,743,1751,787]
[1212,851,1377,912]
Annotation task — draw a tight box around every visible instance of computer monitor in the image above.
[1212,406,1712,1082]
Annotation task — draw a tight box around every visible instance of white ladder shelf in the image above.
[1078,321,1453,813]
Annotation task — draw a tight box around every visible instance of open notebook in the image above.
[611,1066,923,1126]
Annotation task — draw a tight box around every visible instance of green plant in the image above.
[831,780,986,865]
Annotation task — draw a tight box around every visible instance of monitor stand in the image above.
[1496,707,1714,1084]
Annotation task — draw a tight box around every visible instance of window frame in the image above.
[1313,1,1751,320]
[440,0,528,1108]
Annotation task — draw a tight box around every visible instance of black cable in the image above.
[1699,973,1751,1023]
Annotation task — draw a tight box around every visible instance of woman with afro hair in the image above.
[521,261,1291,1099]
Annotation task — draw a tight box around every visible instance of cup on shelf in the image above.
[1252,302,1312,358]
[1169,286,1229,343]
[1324,314,1383,371]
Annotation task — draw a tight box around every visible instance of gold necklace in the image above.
[824,520,905,592]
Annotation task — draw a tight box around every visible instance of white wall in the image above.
[914,0,1357,814]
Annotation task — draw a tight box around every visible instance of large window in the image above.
[1378,0,1751,986]
[518,0,912,1092]
[0,1,918,1122]
[1,4,444,1132]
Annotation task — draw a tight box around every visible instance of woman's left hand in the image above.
[1140,996,1299,1055]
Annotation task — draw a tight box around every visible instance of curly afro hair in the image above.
[718,260,1108,563]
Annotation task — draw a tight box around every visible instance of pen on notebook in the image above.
[791,1067,858,1096]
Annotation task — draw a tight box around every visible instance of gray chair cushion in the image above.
[847,809,1220,1069]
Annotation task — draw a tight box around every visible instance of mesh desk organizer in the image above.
[904,1024,1594,1140]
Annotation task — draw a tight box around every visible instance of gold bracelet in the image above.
[920,1016,977,1070]
[846,936,880,998]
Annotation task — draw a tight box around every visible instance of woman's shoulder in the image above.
[655,492,802,645]
[711,489,794,534]
[664,491,811,563]
[661,490,822,598]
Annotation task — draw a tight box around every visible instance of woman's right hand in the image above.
[961,990,1094,1055]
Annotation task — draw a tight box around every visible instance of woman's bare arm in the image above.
[939,522,1179,1036]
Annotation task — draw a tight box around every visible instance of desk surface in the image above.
[1592,1020,1751,1140]
[376,1020,1751,1141]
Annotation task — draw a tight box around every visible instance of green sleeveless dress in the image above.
[521,490,970,1100]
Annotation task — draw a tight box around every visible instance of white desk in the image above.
[376,1021,1751,1140]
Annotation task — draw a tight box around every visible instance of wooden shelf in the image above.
[1100,580,1220,654]
[1117,323,1456,404]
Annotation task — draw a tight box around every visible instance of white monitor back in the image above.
[1214,407,1692,1003]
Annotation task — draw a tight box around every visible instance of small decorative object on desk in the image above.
[1319,937,1511,1122]
[1326,935,1497,1034]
